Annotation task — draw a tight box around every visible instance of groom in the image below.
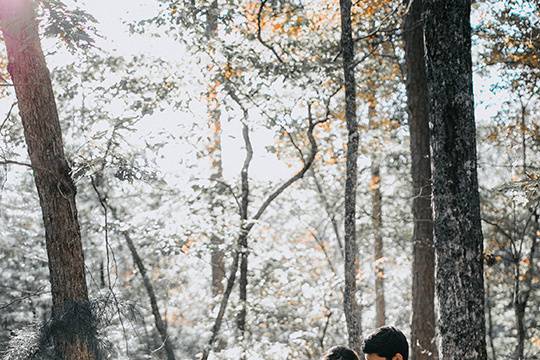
[322,326,409,360]
[362,326,409,360]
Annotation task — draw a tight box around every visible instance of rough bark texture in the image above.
[423,1,487,360]
[403,1,437,359]
[0,1,97,358]
[206,0,226,298]
[340,0,363,354]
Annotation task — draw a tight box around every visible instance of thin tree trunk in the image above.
[201,98,327,360]
[236,122,252,338]
[368,102,385,328]
[107,206,176,360]
[206,0,226,298]
[339,0,363,354]
[202,115,252,360]
[514,206,538,360]
[123,231,176,360]
[403,1,436,360]
[485,274,497,360]
[371,162,385,328]
[424,2,487,360]
[0,1,97,358]
[514,302,526,360]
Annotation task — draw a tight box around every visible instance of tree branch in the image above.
[257,0,285,64]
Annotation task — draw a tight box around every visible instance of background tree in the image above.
[402,1,437,359]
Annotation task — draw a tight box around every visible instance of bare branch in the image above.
[248,104,324,228]
[257,0,285,64]
[310,230,337,275]
[0,102,17,133]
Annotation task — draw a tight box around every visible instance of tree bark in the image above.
[371,162,385,328]
[206,0,226,298]
[368,102,385,328]
[236,122,252,338]
[423,2,487,360]
[339,0,363,354]
[513,206,538,360]
[485,272,497,360]
[0,1,97,358]
[403,1,437,360]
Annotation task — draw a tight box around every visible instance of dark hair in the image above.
[362,326,409,360]
[323,346,360,360]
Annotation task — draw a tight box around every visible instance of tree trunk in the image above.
[206,0,226,298]
[339,0,363,354]
[423,2,487,360]
[236,122,252,340]
[371,162,385,327]
[368,102,385,328]
[485,273,497,360]
[514,301,526,360]
[0,1,97,359]
[403,1,437,360]
[513,207,538,360]
[123,231,176,360]
[107,205,176,360]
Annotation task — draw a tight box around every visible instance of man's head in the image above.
[362,326,409,360]
[322,346,360,360]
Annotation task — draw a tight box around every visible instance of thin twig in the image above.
[0,102,17,133]
[257,0,285,64]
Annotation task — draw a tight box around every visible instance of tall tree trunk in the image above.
[403,1,437,360]
[206,0,226,298]
[368,102,385,328]
[423,2,487,360]
[0,1,97,359]
[339,0,363,354]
